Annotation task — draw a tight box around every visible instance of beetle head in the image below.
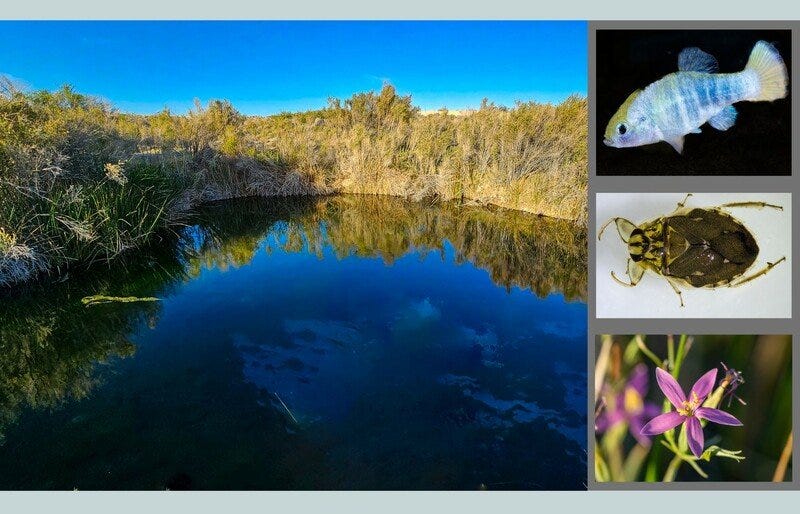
[628,221,666,264]
[627,229,650,262]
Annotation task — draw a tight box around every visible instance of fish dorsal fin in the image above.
[678,47,719,73]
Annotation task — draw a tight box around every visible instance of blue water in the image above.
[0,195,587,490]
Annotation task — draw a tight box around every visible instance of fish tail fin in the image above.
[745,40,788,102]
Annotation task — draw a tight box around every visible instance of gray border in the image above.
[588,20,799,490]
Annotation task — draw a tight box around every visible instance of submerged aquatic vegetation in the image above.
[81,295,161,306]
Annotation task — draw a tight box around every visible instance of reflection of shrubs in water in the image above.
[0,241,187,441]
[0,194,585,440]
[189,195,587,300]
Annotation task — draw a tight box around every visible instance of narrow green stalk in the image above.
[667,335,675,371]
[634,335,663,368]
[663,455,682,482]
[672,334,688,378]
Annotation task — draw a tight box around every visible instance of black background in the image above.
[595,29,791,176]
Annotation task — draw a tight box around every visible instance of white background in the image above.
[595,193,792,318]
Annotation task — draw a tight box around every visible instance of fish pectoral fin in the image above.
[708,106,738,131]
[678,47,719,73]
[665,137,685,154]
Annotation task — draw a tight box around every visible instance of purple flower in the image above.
[641,368,743,458]
[596,363,662,446]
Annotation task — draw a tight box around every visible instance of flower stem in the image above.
[667,335,675,370]
[663,454,682,482]
[634,335,663,368]
[623,443,650,481]
[772,432,793,482]
[685,457,709,479]
[672,335,688,378]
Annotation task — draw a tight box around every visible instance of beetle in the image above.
[598,194,786,306]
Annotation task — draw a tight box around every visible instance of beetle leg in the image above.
[672,193,693,212]
[728,256,787,287]
[665,278,685,307]
[717,201,783,211]
[610,259,644,287]
[626,258,645,285]
[610,271,635,287]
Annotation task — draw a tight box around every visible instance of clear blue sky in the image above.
[0,21,586,115]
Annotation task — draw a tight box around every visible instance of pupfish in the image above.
[604,41,788,154]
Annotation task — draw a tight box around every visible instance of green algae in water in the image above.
[81,295,161,306]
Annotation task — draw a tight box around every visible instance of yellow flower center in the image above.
[676,391,701,417]
[624,387,644,415]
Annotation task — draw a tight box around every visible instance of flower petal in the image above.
[655,368,686,409]
[640,411,685,436]
[595,409,624,433]
[642,402,662,420]
[629,416,652,447]
[628,363,649,396]
[695,407,743,426]
[686,416,705,458]
[690,368,718,401]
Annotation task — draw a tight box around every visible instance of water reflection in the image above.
[0,195,587,489]
[191,195,587,300]
[0,253,181,443]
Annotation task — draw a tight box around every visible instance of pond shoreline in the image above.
[1,191,585,291]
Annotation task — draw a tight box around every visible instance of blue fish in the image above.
[604,41,788,154]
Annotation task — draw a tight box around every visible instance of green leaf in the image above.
[595,450,611,482]
[701,446,746,462]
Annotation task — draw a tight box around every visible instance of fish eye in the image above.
[616,123,627,135]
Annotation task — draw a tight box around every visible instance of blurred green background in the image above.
[595,335,792,482]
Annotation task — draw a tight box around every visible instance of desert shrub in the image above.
[1,79,587,286]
